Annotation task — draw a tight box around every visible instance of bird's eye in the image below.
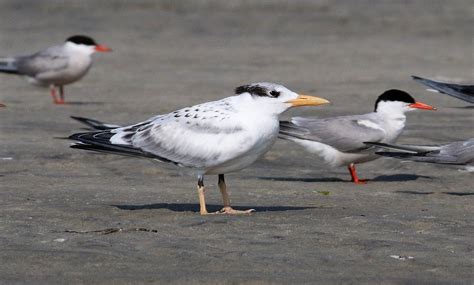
[269,90,280,97]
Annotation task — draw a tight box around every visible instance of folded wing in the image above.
[280,115,386,152]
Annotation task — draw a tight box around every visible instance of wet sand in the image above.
[0,1,473,284]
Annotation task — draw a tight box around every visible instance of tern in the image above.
[366,139,474,171]
[69,82,329,215]
[0,35,111,104]
[412,75,474,104]
[279,89,436,184]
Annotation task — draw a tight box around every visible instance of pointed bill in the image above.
[286,94,330,107]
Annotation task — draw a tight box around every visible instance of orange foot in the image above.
[214,207,255,215]
[348,163,368,185]
[351,179,368,185]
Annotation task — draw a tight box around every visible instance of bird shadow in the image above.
[62,101,105,106]
[258,177,345,183]
[112,203,315,213]
[395,191,474,196]
[442,192,474,196]
[372,174,431,182]
[257,174,430,183]
[396,190,434,195]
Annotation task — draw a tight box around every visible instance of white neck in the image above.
[376,101,409,141]
[231,93,289,118]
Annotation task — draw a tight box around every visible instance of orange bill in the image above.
[286,94,330,107]
[95,45,112,52]
[409,101,436,110]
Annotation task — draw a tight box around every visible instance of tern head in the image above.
[65,35,112,54]
[374,89,436,114]
[234,82,329,115]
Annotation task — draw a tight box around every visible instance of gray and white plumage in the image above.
[279,89,436,183]
[0,35,111,104]
[412,75,474,104]
[70,82,329,214]
[366,139,474,168]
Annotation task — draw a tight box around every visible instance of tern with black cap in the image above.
[0,35,111,104]
[279,89,436,184]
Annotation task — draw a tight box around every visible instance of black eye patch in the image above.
[269,90,280,97]
[235,84,281,98]
[235,85,268,97]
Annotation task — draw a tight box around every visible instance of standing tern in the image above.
[365,139,474,171]
[69,82,329,215]
[0,35,111,104]
[279,89,436,184]
[412,75,474,104]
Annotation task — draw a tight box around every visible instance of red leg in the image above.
[59,86,65,104]
[348,163,367,184]
[51,86,65,104]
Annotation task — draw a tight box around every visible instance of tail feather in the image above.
[69,131,174,163]
[375,151,460,164]
[0,57,19,74]
[70,116,121,130]
[364,142,439,153]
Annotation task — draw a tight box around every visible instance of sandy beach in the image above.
[0,1,473,284]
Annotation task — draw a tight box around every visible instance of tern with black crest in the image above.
[279,89,436,184]
[69,82,329,215]
[0,35,111,104]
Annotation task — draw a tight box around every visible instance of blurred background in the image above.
[0,1,472,283]
[0,0,472,114]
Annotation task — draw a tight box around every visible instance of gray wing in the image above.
[373,139,474,165]
[280,115,386,152]
[412,75,474,104]
[16,45,69,77]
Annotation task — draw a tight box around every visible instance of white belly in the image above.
[290,139,379,167]
[204,119,279,175]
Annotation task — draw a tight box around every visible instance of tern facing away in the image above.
[412,75,474,104]
[279,90,436,184]
[69,82,329,215]
[366,139,474,171]
[0,35,111,104]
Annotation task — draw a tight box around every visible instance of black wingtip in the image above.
[70,116,116,130]
[364,141,386,147]
[375,151,415,158]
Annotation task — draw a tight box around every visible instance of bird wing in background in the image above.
[412,75,474,104]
